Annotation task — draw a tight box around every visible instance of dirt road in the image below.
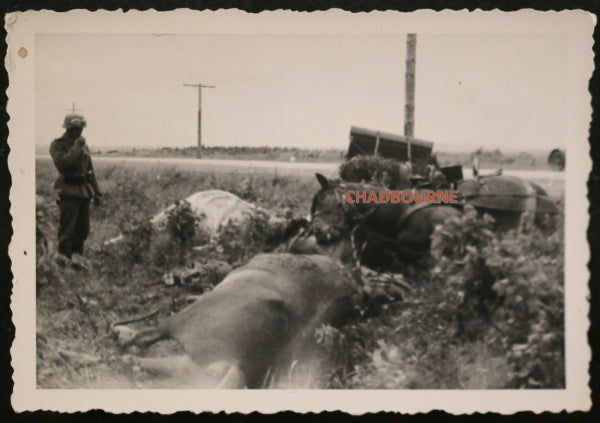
[36,155,565,181]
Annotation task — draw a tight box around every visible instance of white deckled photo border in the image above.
[6,9,594,414]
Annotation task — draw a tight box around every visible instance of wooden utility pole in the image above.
[405,34,417,160]
[64,102,83,113]
[184,83,215,158]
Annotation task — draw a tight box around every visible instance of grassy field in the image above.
[35,158,565,389]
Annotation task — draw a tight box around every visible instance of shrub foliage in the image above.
[339,155,413,189]
[324,206,564,389]
[430,206,564,388]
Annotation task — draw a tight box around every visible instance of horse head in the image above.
[309,174,346,244]
[310,173,386,244]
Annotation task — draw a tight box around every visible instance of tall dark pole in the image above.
[64,102,83,113]
[405,34,417,161]
[184,83,215,158]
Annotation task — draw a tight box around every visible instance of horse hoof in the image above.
[113,325,138,347]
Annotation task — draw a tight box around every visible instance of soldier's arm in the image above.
[49,139,85,173]
[87,156,102,196]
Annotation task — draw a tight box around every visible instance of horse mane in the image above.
[331,178,390,192]
[311,178,391,226]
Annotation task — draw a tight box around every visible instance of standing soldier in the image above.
[50,113,102,269]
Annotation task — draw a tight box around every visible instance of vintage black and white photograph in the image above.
[8,9,592,414]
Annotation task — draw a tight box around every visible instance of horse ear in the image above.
[315,173,330,189]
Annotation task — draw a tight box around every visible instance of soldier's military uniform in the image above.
[50,114,101,261]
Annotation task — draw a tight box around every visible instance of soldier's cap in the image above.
[63,113,87,129]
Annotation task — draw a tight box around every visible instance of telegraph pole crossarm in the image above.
[184,83,216,158]
[64,102,83,113]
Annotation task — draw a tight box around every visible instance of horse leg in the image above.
[212,361,246,388]
[122,354,246,388]
[118,325,170,351]
[350,229,365,268]
[121,354,193,378]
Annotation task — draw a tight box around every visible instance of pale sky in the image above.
[35,33,568,152]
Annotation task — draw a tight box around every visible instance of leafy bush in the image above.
[216,209,273,266]
[429,206,564,388]
[324,206,564,389]
[165,200,198,247]
[118,216,155,265]
[339,155,412,189]
[430,207,500,335]
[36,251,65,286]
[312,324,360,387]
[149,232,186,269]
[36,198,64,286]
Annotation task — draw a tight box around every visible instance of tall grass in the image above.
[35,159,564,389]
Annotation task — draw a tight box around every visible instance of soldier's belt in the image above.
[63,175,87,185]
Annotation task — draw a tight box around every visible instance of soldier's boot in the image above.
[54,253,72,268]
[71,253,91,271]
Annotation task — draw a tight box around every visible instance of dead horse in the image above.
[117,253,358,388]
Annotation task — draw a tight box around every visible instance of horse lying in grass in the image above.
[309,173,560,268]
[310,173,463,266]
[116,253,359,388]
[456,174,561,231]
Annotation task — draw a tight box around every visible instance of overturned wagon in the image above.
[345,126,464,185]
[347,126,434,164]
